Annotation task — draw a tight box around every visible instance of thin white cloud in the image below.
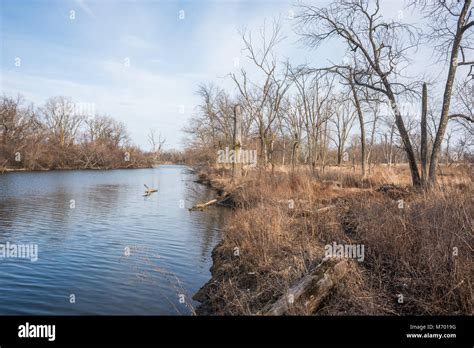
[75,0,96,19]
[119,34,156,51]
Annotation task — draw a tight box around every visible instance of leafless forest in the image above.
[188,0,473,315]
[186,0,473,188]
[0,95,183,171]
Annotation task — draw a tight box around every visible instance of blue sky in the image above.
[0,0,442,150]
[0,0,316,149]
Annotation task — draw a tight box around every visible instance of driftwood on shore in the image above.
[191,198,218,210]
[259,257,349,315]
[190,178,245,211]
[189,192,232,211]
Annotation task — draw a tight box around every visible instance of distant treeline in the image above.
[0,95,183,171]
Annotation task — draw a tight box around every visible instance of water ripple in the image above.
[0,166,226,314]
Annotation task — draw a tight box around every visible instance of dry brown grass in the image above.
[194,164,473,315]
[342,187,473,315]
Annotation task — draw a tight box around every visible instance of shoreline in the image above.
[191,165,472,315]
[191,167,357,315]
[190,167,358,315]
[0,162,185,174]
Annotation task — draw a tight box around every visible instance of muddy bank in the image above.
[192,241,227,315]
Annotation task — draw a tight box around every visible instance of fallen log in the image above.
[144,184,158,196]
[259,257,349,315]
[191,198,218,210]
[0,159,8,174]
[189,192,233,211]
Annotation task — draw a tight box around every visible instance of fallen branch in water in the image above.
[189,192,233,211]
[191,198,218,210]
[259,257,349,315]
[0,159,8,174]
[144,184,158,196]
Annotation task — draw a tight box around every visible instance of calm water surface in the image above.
[0,165,226,314]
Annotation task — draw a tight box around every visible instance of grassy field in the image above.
[193,164,473,315]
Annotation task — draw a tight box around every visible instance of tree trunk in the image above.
[320,121,328,173]
[388,125,394,167]
[292,132,299,173]
[367,109,378,173]
[350,74,366,177]
[420,83,428,187]
[259,128,267,166]
[445,134,451,167]
[282,139,286,166]
[384,83,421,186]
[428,0,470,186]
[337,144,342,166]
[232,104,242,183]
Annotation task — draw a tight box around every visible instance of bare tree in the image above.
[231,20,291,166]
[365,93,382,170]
[290,67,335,171]
[279,95,304,169]
[298,0,424,185]
[449,77,474,135]
[196,84,235,147]
[86,115,128,147]
[148,129,166,163]
[0,95,40,167]
[314,61,377,176]
[41,96,83,148]
[413,0,473,185]
[420,83,429,185]
[330,93,356,165]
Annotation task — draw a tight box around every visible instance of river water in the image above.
[0,165,225,315]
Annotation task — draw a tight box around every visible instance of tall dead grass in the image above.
[194,164,473,315]
[343,187,473,315]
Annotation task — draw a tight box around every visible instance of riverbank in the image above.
[193,164,473,315]
[0,165,150,174]
[0,162,185,174]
